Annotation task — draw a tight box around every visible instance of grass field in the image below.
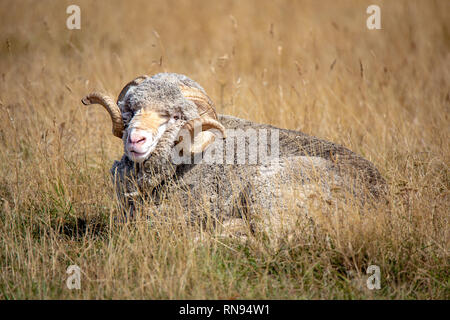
[0,0,448,299]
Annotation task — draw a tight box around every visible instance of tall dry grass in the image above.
[0,0,448,299]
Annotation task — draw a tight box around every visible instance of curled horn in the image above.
[179,84,226,137]
[178,84,226,154]
[179,84,218,120]
[81,92,124,138]
[183,118,226,137]
[178,118,226,155]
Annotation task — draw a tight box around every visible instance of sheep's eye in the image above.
[173,115,180,120]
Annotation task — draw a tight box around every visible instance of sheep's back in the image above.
[218,114,387,200]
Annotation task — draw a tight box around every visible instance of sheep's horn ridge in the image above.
[81,92,124,138]
[183,118,226,138]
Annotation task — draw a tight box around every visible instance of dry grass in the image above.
[0,0,449,299]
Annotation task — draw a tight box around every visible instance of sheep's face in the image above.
[117,78,198,163]
[123,107,180,163]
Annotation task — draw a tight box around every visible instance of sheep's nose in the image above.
[128,131,146,145]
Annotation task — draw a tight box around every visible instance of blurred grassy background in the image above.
[0,0,448,299]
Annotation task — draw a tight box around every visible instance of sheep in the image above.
[81,73,386,233]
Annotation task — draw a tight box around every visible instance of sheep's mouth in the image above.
[127,149,151,162]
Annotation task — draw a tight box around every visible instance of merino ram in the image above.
[82,73,386,232]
